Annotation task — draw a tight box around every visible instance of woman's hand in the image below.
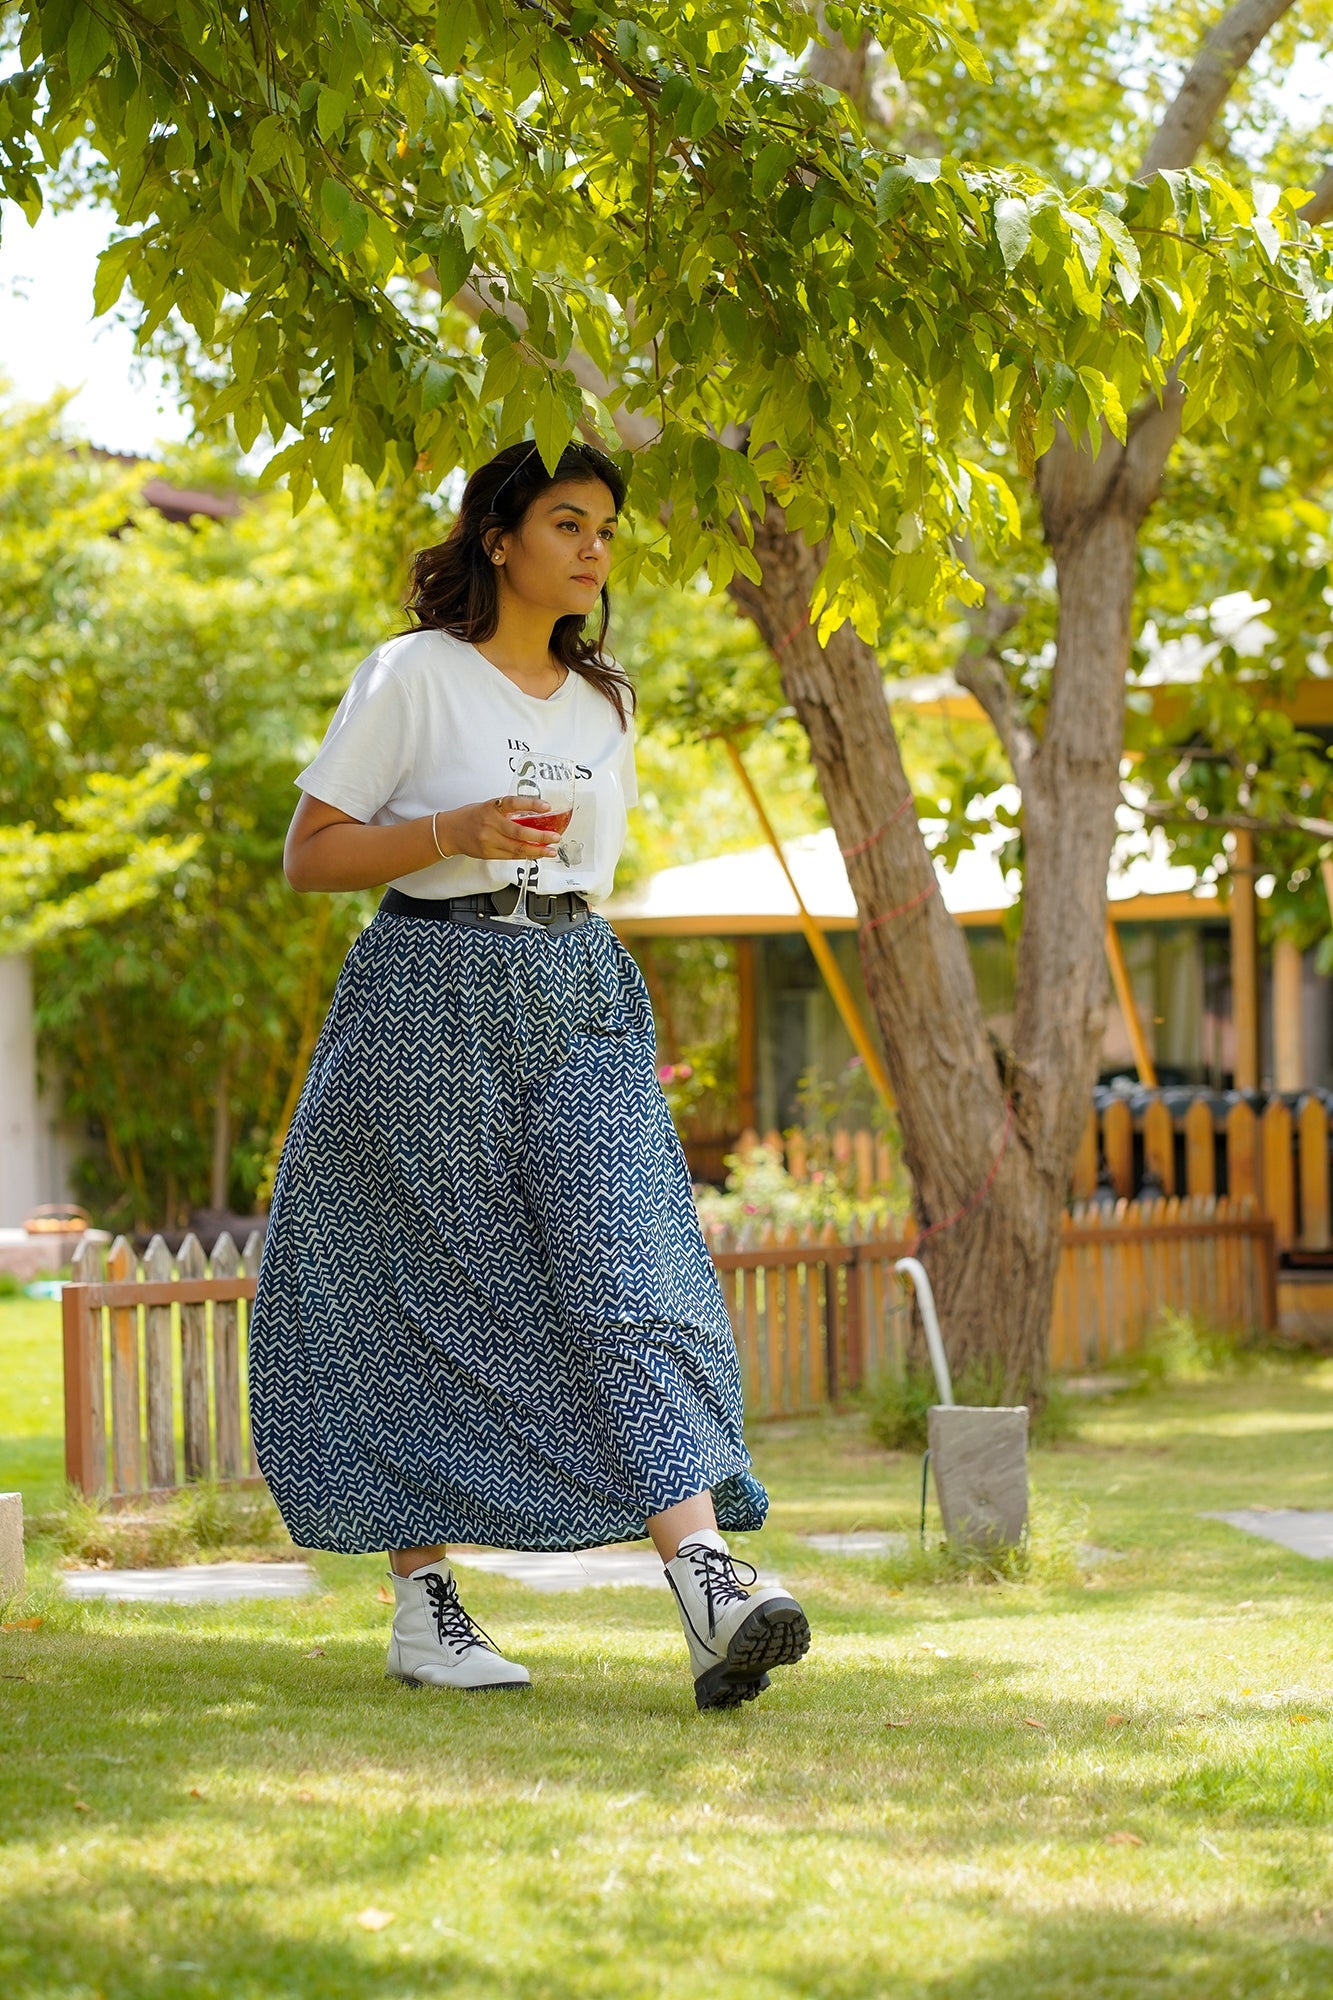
[436,797,560,862]
[283,791,558,893]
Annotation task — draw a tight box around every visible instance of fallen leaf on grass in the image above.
[917,1643,950,1657]
[296,1790,316,1804]
[303,1648,326,1659]
[1023,1717,1047,1731]
[1235,1600,1255,1610]
[1290,1714,1311,1724]
[1105,1830,1144,1847]
[884,1720,910,1729]
[188,1788,204,1800]
[72,1801,91,1814]
[354,1908,395,1932]
[2,1617,42,1631]
[1105,1713,1128,1727]
[375,1584,394,1605]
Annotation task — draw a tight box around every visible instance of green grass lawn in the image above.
[3,1295,1333,1997]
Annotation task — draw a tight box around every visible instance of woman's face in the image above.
[492,477,618,621]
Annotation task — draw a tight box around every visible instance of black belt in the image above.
[380,885,592,934]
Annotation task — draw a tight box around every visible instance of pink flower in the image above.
[677,1063,694,1080]
[657,1064,674,1082]
[743,1203,758,1214]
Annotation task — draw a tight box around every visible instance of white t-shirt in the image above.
[295,629,638,903]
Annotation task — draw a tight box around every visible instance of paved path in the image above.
[1205,1509,1333,1560]
[62,1562,318,1604]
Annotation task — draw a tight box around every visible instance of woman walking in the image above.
[249,439,810,1711]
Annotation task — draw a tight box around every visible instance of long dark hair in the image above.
[405,439,634,726]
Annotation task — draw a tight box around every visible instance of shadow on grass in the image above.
[4,1859,1331,1999]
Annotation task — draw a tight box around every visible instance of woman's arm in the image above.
[283,792,560,893]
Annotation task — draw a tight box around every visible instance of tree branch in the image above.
[1138,0,1302,177]
[447,278,659,452]
[1141,800,1333,841]
[949,541,1037,784]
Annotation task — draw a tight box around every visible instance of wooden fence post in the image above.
[1261,1098,1296,1251]
[1298,1096,1331,1252]
[142,1234,176,1491]
[106,1236,142,1498]
[62,1235,106,1497]
[178,1232,210,1482]
[211,1232,243,1480]
[1143,1097,1175,1193]
[1227,1100,1260,1206]
[1184,1098,1215,1198]
[1102,1099,1134,1196]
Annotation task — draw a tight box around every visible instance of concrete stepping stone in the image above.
[449,1546,781,1594]
[62,1561,318,1604]
[1204,1510,1333,1560]
[799,1531,910,1557]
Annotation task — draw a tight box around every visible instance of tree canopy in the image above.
[3,1,1330,636]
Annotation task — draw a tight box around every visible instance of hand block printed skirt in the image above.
[248,907,768,1553]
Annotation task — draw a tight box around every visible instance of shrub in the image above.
[1137,1308,1249,1383]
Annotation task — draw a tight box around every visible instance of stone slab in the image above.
[62,1561,318,1604]
[1204,1509,1333,1560]
[0,1491,23,1598]
[927,1405,1029,1552]
[800,1531,910,1557]
[449,1546,782,1594]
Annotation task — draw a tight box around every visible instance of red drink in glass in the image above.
[511,808,573,835]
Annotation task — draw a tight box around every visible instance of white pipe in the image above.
[893,1257,955,1406]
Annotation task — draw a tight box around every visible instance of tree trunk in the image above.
[728,508,1062,1400]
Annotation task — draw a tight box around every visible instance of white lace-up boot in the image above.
[385,1559,531,1691]
[664,1528,810,1711]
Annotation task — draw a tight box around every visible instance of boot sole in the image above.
[387,1671,530,1693]
[694,1598,811,1712]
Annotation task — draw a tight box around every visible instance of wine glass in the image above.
[503,757,578,930]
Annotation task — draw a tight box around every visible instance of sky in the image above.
[0,201,193,456]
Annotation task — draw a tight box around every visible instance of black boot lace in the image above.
[679,1543,758,1639]
[422,1571,499,1657]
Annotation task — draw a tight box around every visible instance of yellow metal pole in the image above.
[1104,916,1158,1088]
[721,737,895,1112]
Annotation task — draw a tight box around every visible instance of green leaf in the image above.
[436,0,477,71]
[533,376,574,474]
[874,166,913,225]
[421,359,455,412]
[690,95,719,141]
[432,224,471,300]
[691,435,720,492]
[66,4,114,89]
[317,88,349,141]
[993,196,1030,272]
[92,235,137,318]
[752,141,791,200]
[320,177,352,226]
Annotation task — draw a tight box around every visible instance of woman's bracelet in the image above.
[430,810,447,860]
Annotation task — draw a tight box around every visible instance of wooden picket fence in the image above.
[62,1196,1276,1501]
[705,1196,1277,1419]
[1073,1093,1333,1255]
[62,1230,260,1506]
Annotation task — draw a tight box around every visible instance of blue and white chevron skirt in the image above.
[248,907,768,1553]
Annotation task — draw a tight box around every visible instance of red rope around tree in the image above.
[908,1097,1016,1254]
[840,791,916,859]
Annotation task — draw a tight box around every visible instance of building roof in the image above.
[603,824,1215,935]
